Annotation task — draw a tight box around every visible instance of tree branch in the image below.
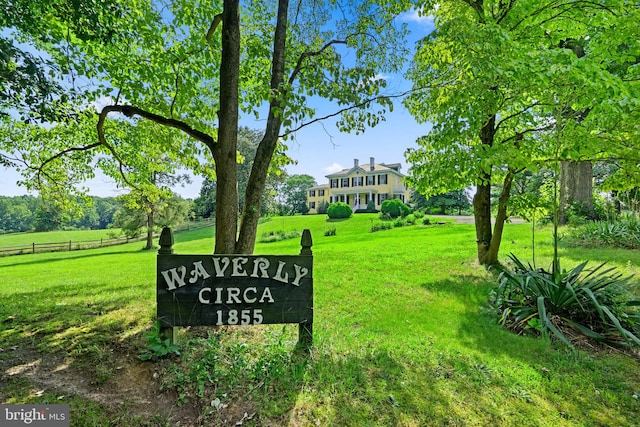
[281,87,419,137]
[98,105,215,146]
[494,101,542,132]
[288,39,347,87]
[206,13,223,45]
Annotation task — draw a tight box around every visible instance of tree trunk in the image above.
[145,210,154,250]
[235,0,288,254]
[559,160,593,225]
[485,171,515,264]
[473,180,493,265]
[473,114,498,266]
[213,0,241,254]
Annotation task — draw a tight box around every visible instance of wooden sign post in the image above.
[156,228,313,347]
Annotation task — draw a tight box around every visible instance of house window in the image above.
[378,174,388,185]
[378,193,389,205]
[341,178,350,188]
[319,189,325,196]
[351,176,363,187]
[331,179,339,188]
[366,175,375,185]
[309,190,316,197]
[309,202,316,209]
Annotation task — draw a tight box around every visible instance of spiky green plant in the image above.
[491,253,640,348]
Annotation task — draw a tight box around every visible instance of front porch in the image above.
[329,191,380,212]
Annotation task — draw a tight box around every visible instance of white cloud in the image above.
[323,163,344,175]
[92,96,116,112]
[397,8,435,29]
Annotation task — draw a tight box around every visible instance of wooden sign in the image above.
[156,228,313,346]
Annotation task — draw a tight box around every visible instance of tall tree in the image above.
[405,0,639,265]
[193,126,287,218]
[279,174,316,215]
[6,0,407,254]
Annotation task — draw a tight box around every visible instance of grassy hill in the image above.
[1,214,639,426]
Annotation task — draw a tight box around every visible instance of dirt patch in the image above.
[0,345,200,425]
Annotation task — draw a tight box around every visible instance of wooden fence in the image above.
[0,219,214,257]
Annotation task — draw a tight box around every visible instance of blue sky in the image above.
[0,8,433,199]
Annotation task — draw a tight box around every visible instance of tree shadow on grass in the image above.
[420,274,555,367]
[416,275,640,425]
[0,249,147,269]
[250,345,457,426]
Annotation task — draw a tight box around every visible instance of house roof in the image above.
[325,162,405,178]
[309,184,329,190]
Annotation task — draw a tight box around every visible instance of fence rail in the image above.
[0,219,214,257]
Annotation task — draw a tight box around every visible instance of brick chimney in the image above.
[369,157,375,171]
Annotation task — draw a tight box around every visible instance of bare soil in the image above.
[0,344,201,425]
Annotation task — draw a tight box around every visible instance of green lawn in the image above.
[0,228,123,247]
[1,214,639,426]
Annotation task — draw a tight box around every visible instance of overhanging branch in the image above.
[98,105,215,146]
[280,84,448,137]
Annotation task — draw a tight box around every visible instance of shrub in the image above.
[490,253,640,348]
[381,199,411,218]
[564,217,640,249]
[405,214,416,225]
[393,219,405,227]
[366,200,377,212]
[566,201,599,226]
[317,201,329,215]
[413,210,425,219]
[370,221,392,232]
[422,217,431,225]
[258,229,301,243]
[327,202,352,219]
[324,227,336,236]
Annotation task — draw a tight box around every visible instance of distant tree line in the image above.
[0,195,120,233]
[0,194,192,235]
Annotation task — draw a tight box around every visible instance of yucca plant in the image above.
[565,218,640,249]
[491,253,640,348]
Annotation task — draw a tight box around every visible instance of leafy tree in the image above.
[155,194,191,229]
[505,169,555,223]
[193,127,286,218]
[33,198,66,232]
[279,174,316,215]
[112,199,146,239]
[94,197,119,229]
[0,0,129,139]
[0,196,35,232]
[405,0,640,265]
[411,189,470,215]
[69,197,100,229]
[114,192,190,245]
[193,178,217,219]
[6,0,408,254]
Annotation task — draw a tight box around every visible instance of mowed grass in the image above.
[0,228,123,247]
[1,215,639,426]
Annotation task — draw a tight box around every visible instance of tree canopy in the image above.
[405,0,640,265]
[2,0,409,254]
